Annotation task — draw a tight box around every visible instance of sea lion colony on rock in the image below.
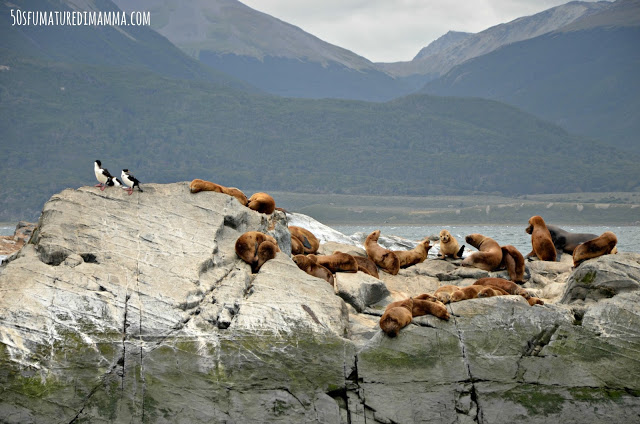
[186,179,619,336]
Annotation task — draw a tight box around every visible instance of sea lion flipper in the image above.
[301,236,312,250]
[457,245,465,257]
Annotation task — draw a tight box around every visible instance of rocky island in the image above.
[0,183,639,423]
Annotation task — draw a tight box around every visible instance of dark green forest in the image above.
[1,50,639,220]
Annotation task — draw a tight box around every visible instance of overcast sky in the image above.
[241,0,609,62]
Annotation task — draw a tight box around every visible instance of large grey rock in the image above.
[560,253,640,304]
[1,184,639,423]
[334,272,390,313]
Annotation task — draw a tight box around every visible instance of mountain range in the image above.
[111,0,639,151]
[0,0,638,221]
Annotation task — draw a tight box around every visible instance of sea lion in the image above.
[307,252,358,273]
[379,298,413,337]
[434,285,460,304]
[353,255,380,279]
[414,293,440,303]
[546,224,598,255]
[292,255,334,286]
[289,226,319,254]
[450,285,493,302]
[247,192,276,214]
[189,179,248,205]
[290,235,304,255]
[256,240,279,271]
[472,277,531,299]
[393,238,431,268]
[500,245,525,283]
[438,229,464,259]
[411,298,450,320]
[364,230,400,275]
[235,231,280,273]
[572,231,618,267]
[525,216,557,261]
[477,287,508,298]
[461,234,503,271]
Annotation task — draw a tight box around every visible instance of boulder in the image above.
[334,272,390,313]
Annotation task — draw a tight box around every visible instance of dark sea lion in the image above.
[546,224,598,255]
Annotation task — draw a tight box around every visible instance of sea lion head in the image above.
[465,233,485,249]
[366,230,381,243]
[527,215,547,234]
[439,229,451,243]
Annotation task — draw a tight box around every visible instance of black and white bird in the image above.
[108,177,125,189]
[121,169,143,195]
[94,160,114,191]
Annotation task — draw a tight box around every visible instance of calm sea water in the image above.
[334,224,640,254]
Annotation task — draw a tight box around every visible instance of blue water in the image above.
[334,224,640,254]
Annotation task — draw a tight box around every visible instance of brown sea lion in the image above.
[307,252,358,273]
[292,255,334,286]
[379,298,414,337]
[546,224,598,255]
[289,226,319,254]
[290,235,304,255]
[353,255,380,279]
[412,298,450,320]
[472,277,531,299]
[256,240,279,271]
[414,293,440,303]
[434,285,460,304]
[438,229,464,259]
[247,192,276,214]
[393,238,431,268]
[189,179,248,205]
[525,216,557,261]
[235,231,280,273]
[364,230,400,275]
[500,245,525,283]
[450,285,491,302]
[572,231,618,267]
[461,234,503,271]
[477,287,507,298]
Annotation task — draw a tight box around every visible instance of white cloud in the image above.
[241,0,608,62]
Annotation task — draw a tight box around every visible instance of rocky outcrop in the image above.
[1,183,639,423]
[0,221,35,260]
